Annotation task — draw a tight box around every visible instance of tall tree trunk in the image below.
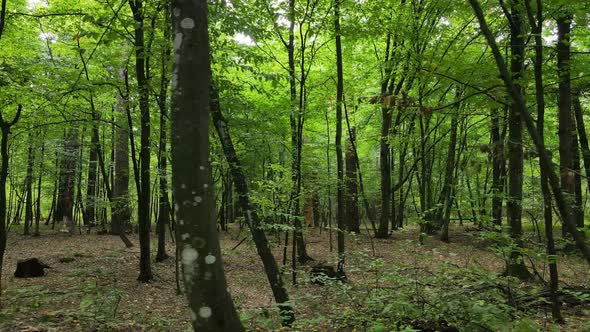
[375,23,400,239]
[58,127,79,234]
[557,12,575,238]
[84,117,99,226]
[419,114,435,233]
[490,108,505,226]
[334,0,346,278]
[112,69,133,242]
[171,2,244,329]
[23,133,34,236]
[286,0,311,264]
[345,127,360,233]
[524,0,564,321]
[504,2,531,280]
[54,131,68,225]
[34,141,44,236]
[156,101,171,263]
[439,112,459,242]
[0,105,21,307]
[129,0,152,282]
[156,5,172,262]
[573,130,583,227]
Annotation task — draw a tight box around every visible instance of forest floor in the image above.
[0,223,588,331]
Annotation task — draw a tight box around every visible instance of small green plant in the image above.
[78,280,122,322]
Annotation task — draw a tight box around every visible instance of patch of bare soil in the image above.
[0,224,588,331]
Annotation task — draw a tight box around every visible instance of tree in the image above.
[170,0,244,330]
[334,0,346,278]
[129,0,153,283]
[112,69,132,237]
[503,0,532,280]
[525,0,563,320]
[556,9,575,237]
[0,104,21,307]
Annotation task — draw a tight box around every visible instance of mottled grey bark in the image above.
[171,1,244,330]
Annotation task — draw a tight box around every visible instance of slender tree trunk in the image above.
[345,127,360,233]
[573,131,583,227]
[34,141,44,236]
[112,69,133,245]
[439,112,459,242]
[23,134,34,236]
[59,127,79,234]
[129,0,152,282]
[286,0,311,264]
[156,5,172,262]
[334,0,346,278]
[344,104,378,234]
[0,105,21,307]
[490,108,504,226]
[504,3,531,280]
[47,151,58,225]
[419,114,435,233]
[557,12,575,238]
[210,84,295,325]
[524,0,564,321]
[375,32,393,240]
[377,104,392,238]
[84,118,99,226]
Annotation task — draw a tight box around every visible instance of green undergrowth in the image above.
[245,248,589,331]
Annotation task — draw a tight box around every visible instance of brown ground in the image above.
[0,224,588,331]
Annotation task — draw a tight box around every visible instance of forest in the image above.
[0,0,589,330]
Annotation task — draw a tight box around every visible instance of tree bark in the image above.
[58,127,79,234]
[111,69,133,246]
[573,130,583,228]
[171,1,244,329]
[524,0,564,320]
[34,141,44,236]
[334,0,346,278]
[439,111,459,242]
[129,0,152,282]
[23,133,34,236]
[345,127,360,233]
[286,0,311,264]
[156,4,172,263]
[557,12,575,238]
[0,105,21,307]
[504,2,531,280]
[84,117,99,226]
[490,108,505,226]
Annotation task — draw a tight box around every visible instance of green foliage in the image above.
[77,279,122,322]
[292,248,567,331]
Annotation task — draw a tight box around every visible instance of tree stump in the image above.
[14,258,50,278]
